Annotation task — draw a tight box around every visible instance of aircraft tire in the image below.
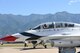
[44,45,47,48]
[33,45,36,48]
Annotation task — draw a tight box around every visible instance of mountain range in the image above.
[0,11,80,37]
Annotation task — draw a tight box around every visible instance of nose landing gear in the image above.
[32,40,47,48]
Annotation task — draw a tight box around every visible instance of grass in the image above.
[0,43,51,47]
[0,43,31,47]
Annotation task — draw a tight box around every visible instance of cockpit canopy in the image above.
[33,22,78,30]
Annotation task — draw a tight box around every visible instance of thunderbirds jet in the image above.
[1,22,80,49]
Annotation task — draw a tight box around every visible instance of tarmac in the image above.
[0,47,80,53]
[0,47,58,53]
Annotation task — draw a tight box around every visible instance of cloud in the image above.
[68,0,80,5]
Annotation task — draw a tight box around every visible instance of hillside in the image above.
[0,11,80,37]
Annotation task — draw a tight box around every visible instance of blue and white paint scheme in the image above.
[1,22,80,47]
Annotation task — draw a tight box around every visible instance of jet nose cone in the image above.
[0,35,18,42]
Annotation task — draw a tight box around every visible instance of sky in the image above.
[0,0,80,15]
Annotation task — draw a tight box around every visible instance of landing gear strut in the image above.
[32,41,37,48]
[32,41,47,48]
[39,40,47,48]
[43,45,47,48]
[24,41,28,47]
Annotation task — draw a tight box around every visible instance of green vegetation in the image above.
[0,43,51,47]
[0,43,31,47]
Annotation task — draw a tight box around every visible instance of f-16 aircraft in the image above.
[1,22,80,53]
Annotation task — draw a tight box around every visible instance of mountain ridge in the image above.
[0,11,80,37]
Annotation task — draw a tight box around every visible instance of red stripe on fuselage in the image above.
[0,36,18,41]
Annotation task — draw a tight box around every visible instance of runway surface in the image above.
[0,47,80,53]
[0,47,58,53]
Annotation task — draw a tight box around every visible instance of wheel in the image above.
[44,45,47,48]
[33,45,36,48]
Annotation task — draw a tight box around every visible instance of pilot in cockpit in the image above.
[43,24,48,29]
